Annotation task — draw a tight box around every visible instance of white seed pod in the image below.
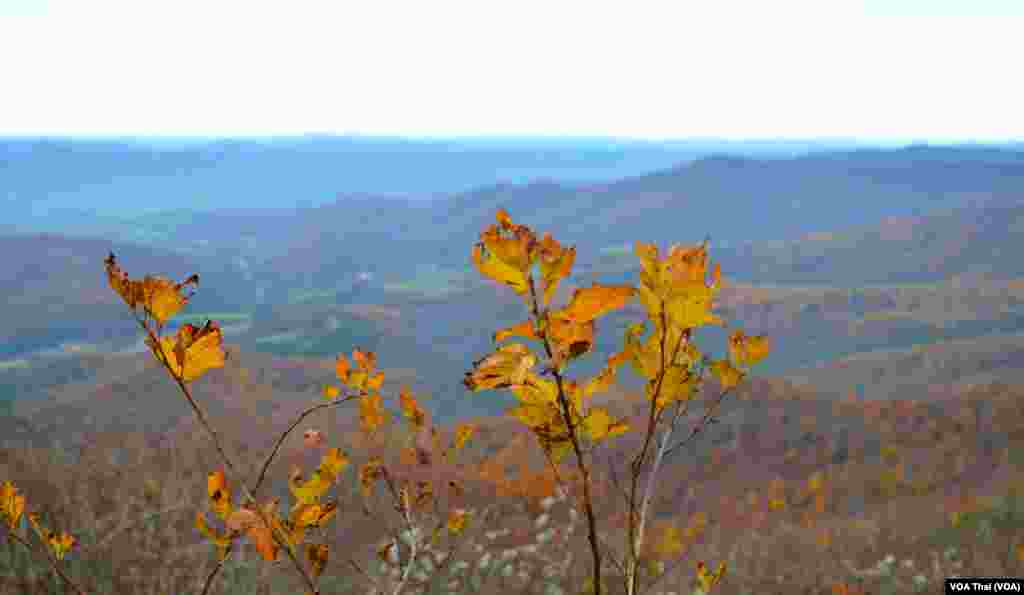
[535,513,550,529]
[478,552,493,570]
[502,549,518,561]
[540,496,557,511]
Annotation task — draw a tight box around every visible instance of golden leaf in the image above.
[472,243,530,295]
[207,470,232,520]
[728,330,771,367]
[104,253,198,324]
[447,508,470,535]
[148,320,225,383]
[0,481,25,530]
[453,423,477,450]
[360,393,388,434]
[26,513,77,561]
[194,511,233,561]
[710,359,744,390]
[463,343,538,391]
[366,371,385,391]
[545,314,595,364]
[399,385,427,430]
[292,502,338,529]
[322,384,340,400]
[695,560,727,592]
[493,320,539,343]
[560,284,636,323]
[352,349,377,372]
[538,233,575,307]
[334,353,351,382]
[582,407,630,441]
[652,524,684,558]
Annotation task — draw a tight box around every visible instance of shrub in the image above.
[1,209,771,595]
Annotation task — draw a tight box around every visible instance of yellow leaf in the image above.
[0,481,25,530]
[695,560,727,592]
[292,501,338,529]
[508,403,558,429]
[582,407,629,441]
[46,531,77,560]
[320,447,349,478]
[545,314,595,364]
[148,320,225,383]
[463,343,538,391]
[140,275,193,325]
[360,393,388,434]
[560,284,636,323]
[493,320,539,343]
[207,470,232,520]
[652,524,684,558]
[366,371,385,391]
[322,384,340,400]
[194,511,233,560]
[807,471,824,493]
[104,253,198,324]
[509,373,559,405]
[305,543,330,577]
[453,423,477,450]
[335,354,351,382]
[399,385,427,430]
[352,349,377,372]
[472,243,529,294]
[664,287,720,330]
[25,513,77,561]
[636,281,663,323]
[710,359,744,390]
[647,365,696,409]
[728,330,771,367]
[538,233,575,307]
[447,508,470,535]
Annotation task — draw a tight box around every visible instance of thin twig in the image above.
[4,523,89,595]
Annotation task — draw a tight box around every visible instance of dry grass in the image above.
[4,377,1024,595]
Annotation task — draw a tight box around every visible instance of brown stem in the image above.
[527,278,603,595]
[252,394,359,496]
[136,315,321,595]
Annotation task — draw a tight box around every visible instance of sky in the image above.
[1,0,1022,141]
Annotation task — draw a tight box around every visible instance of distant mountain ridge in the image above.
[2,135,871,224]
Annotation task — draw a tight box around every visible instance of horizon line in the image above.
[2,133,1023,144]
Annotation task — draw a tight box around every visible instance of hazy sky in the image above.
[1,0,1022,140]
